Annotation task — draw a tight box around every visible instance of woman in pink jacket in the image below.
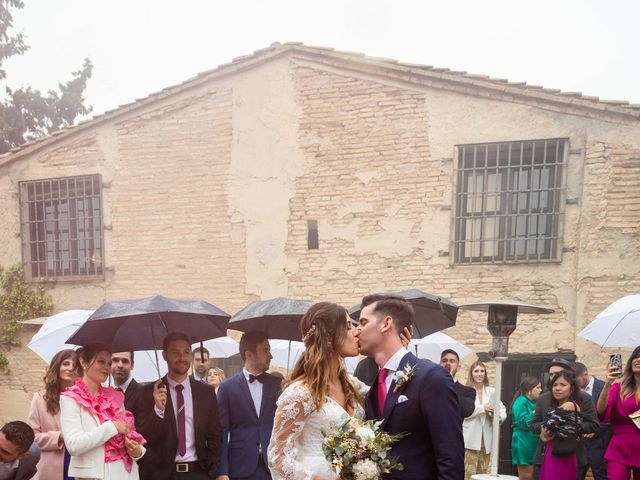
[27,349,79,480]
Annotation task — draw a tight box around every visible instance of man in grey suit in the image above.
[0,421,40,480]
[575,362,612,480]
[530,359,600,480]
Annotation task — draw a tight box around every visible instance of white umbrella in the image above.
[408,331,471,362]
[269,339,358,373]
[578,294,640,347]
[27,310,94,362]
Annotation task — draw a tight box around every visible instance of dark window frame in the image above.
[19,174,105,282]
[451,139,566,264]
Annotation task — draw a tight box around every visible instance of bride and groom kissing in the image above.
[267,294,465,480]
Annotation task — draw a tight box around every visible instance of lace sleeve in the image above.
[348,374,370,396]
[267,382,316,480]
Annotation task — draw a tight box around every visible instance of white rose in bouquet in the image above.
[355,424,376,443]
[352,458,379,480]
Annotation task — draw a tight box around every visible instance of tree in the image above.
[0,0,92,154]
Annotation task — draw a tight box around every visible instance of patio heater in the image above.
[460,299,553,479]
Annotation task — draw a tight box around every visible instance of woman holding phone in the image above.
[597,345,640,479]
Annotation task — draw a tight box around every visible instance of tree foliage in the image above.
[0,263,53,373]
[0,0,93,154]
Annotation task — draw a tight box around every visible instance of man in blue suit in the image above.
[215,331,280,480]
[575,362,612,480]
[0,421,40,480]
[357,294,465,480]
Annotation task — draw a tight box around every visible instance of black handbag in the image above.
[551,405,581,457]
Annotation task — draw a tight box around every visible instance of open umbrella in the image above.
[578,294,640,347]
[28,310,94,363]
[349,289,458,338]
[228,297,315,341]
[67,294,230,351]
[408,331,471,362]
[268,339,358,373]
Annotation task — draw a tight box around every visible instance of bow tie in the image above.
[249,373,266,383]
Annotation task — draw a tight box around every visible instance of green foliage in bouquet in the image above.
[322,416,405,480]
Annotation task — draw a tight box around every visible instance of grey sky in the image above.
[5,0,640,117]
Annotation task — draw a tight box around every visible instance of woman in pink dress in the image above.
[597,345,640,480]
[538,370,583,480]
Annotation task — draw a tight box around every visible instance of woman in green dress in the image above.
[511,376,542,480]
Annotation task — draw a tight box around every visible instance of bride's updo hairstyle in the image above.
[290,302,362,410]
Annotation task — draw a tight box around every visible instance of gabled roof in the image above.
[2,42,639,166]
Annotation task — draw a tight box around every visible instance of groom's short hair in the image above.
[361,294,414,333]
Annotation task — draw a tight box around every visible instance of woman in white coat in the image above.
[60,343,145,480]
[462,360,506,480]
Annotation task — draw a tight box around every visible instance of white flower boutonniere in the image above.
[393,364,417,393]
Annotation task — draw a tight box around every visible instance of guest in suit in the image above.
[60,343,146,480]
[137,332,222,479]
[462,360,507,480]
[358,294,465,480]
[191,347,210,383]
[440,349,476,418]
[27,349,78,480]
[530,359,600,480]
[111,352,139,412]
[215,331,280,480]
[575,362,611,480]
[510,376,542,480]
[206,367,225,396]
[0,421,40,480]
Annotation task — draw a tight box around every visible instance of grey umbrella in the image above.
[67,294,230,351]
[349,289,458,338]
[228,297,315,341]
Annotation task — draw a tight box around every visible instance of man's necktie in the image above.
[175,384,186,456]
[115,387,123,393]
[377,368,389,416]
[249,373,265,383]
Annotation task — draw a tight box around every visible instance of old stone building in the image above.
[1,43,639,446]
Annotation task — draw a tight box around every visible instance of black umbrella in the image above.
[228,297,315,341]
[348,289,458,338]
[67,294,230,351]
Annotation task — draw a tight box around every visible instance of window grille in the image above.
[453,139,565,264]
[19,174,104,280]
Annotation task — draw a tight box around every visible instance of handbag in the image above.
[630,409,640,430]
[551,403,580,457]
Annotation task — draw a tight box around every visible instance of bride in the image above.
[268,302,367,480]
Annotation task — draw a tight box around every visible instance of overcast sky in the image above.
[5,0,640,117]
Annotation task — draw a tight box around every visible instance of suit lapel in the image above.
[381,352,416,429]
[238,373,259,419]
[162,376,178,439]
[365,382,379,420]
[258,376,275,418]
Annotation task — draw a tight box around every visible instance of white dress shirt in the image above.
[382,347,409,392]
[243,369,264,417]
[155,376,197,462]
[0,459,18,480]
[583,375,595,396]
[114,375,134,393]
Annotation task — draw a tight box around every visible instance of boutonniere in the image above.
[393,364,417,393]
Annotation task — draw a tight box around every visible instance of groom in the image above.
[357,294,465,480]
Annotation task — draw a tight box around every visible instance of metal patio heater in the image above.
[460,299,553,479]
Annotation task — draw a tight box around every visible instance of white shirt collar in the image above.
[115,375,134,392]
[584,375,595,394]
[383,347,409,373]
[166,375,190,389]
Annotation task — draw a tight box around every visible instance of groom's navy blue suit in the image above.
[216,371,281,479]
[365,352,465,480]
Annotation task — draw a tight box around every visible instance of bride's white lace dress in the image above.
[268,376,369,480]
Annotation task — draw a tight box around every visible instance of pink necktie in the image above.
[377,368,389,416]
[175,384,186,456]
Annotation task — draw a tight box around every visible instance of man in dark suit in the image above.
[137,332,222,479]
[0,421,40,480]
[191,346,210,383]
[357,294,464,480]
[440,348,476,418]
[530,358,600,480]
[111,351,139,411]
[575,362,612,480]
[215,331,280,480]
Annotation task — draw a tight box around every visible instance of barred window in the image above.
[19,175,104,280]
[453,139,565,264]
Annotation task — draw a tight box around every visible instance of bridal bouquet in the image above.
[321,417,404,480]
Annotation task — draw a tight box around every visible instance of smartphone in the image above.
[608,353,623,377]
